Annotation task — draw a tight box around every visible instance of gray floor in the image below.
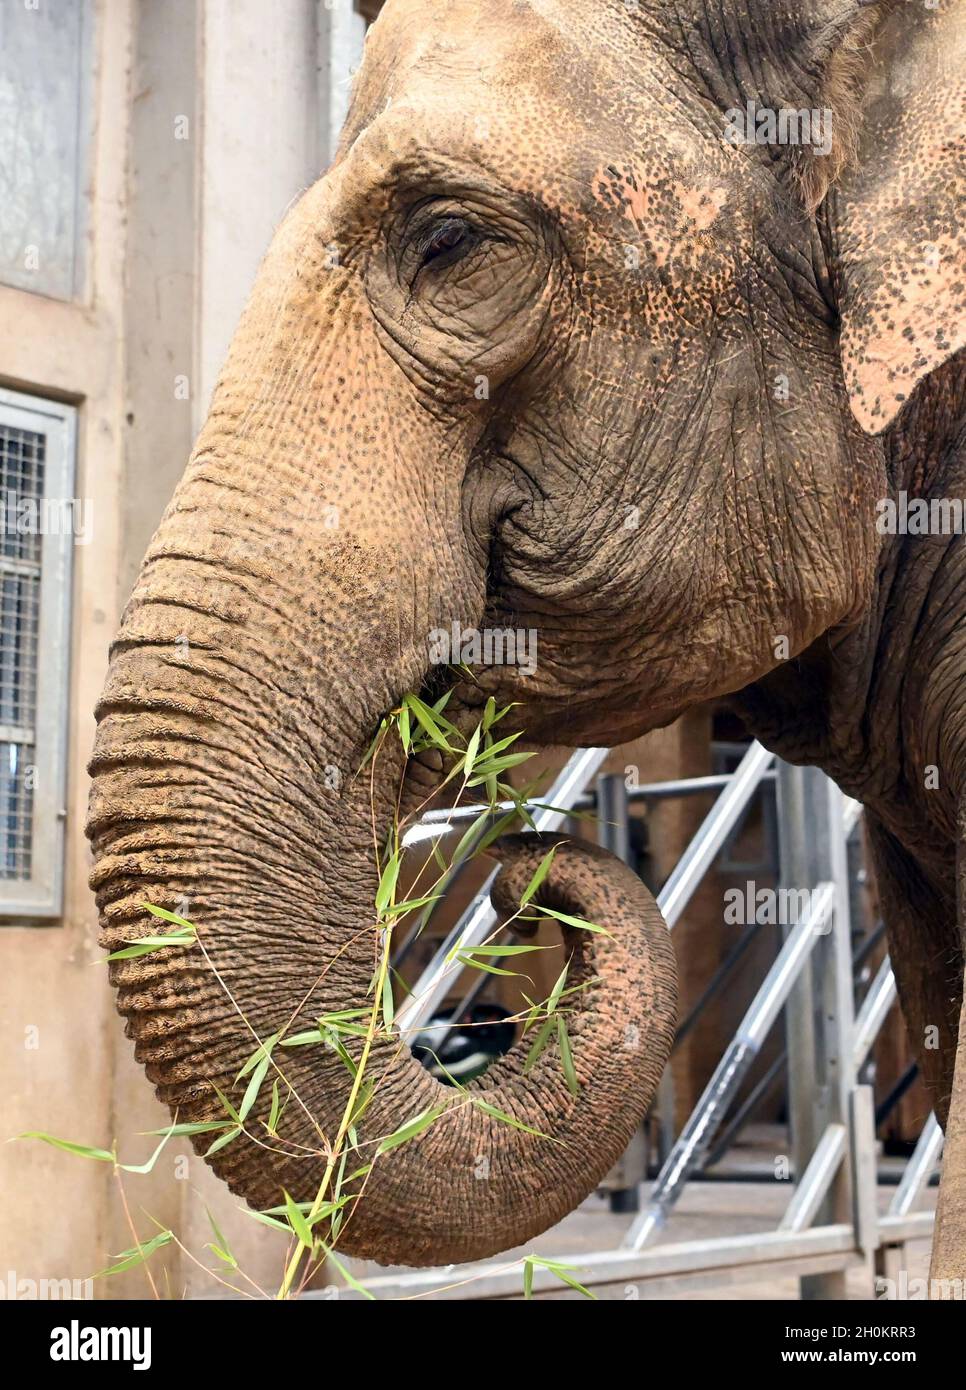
[345,1126,937,1300]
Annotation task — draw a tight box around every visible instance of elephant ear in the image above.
[833,0,966,434]
[689,0,963,433]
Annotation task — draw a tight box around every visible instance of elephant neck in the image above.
[733,359,966,882]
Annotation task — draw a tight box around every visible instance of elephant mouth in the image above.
[391,666,514,801]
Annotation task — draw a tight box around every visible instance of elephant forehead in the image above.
[351,0,599,109]
[336,0,716,217]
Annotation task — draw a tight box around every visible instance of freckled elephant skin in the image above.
[88,0,966,1276]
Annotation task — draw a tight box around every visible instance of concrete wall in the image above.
[0,0,159,1302]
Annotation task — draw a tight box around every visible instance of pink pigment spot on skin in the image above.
[590,164,674,269]
[673,183,729,235]
[621,180,650,228]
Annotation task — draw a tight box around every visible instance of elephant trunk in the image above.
[89,602,677,1267]
[87,566,677,1266]
[85,458,677,1268]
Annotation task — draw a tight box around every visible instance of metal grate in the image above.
[0,423,45,880]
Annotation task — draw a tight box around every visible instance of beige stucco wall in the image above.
[0,0,343,1299]
[0,0,175,1301]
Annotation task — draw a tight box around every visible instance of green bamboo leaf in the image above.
[205,1207,237,1269]
[118,1126,176,1175]
[332,1147,349,1205]
[402,694,456,751]
[520,846,557,906]
[211,1084,242,1125]
[450,814,489,868]
[375,848,402,916]
[141,903,196,930]
[238,1047,273,1123]
[17,1133,115,1163]
[463,722,482,778]
[466,752,536,784]
[281,1011,370,1047]
[523,1255,597,1300]
[376,1104,446,1156]
[267,1080,281,1134]
[383,894,441,919]
[547,962,570,1016]
[483,698,519,731]
[523,1015,556,1073]
[144,1120,233,1137]
[463,943,550,957]
[279,1029,324,1048]
[454,954,522,978]
[520,991,541,1034]
[236,1032,280,1082]
[348,1078,375,1128]
[97,1230,173,1278]
[557,1017,579,1096]
[513,801,538,832]
[263,1195,350,1219]
[324,1030,359,1079]
[358,716,389,773]
[398,703,412,754]
[472,730,523,763]
[322,1246,376,1301]
[474,808,521,856]
[547,1263,597,1300]
[205,1126,242,1157]
[533,905,611,936]
[472,1099,551,1139]
[283,1190,314,1248]
[381,970,395,1031]
[104,930,195,961]
[431,836,448,873]
[421,692,460,735]
[523,1256,535,1300]
[245,1209,292,1233]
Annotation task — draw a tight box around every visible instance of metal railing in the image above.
[327,744,941,1300]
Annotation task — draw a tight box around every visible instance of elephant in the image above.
[87,0,966,1277]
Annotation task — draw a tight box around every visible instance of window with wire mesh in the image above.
[0,424,44,880]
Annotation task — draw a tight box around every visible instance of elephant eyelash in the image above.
[412,216,484,275]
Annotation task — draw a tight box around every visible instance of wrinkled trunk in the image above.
[86,176,677,1268]
[87,562,676,1265]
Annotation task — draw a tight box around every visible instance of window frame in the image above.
[0,386,76,921]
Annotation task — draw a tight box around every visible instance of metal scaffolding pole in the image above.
[777,764,861,1299]
[623,882,834,1250]
[652,741,774,1159]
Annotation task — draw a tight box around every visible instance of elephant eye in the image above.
[415,216,480,272]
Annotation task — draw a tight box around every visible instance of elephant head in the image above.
[87,0,964,1267]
